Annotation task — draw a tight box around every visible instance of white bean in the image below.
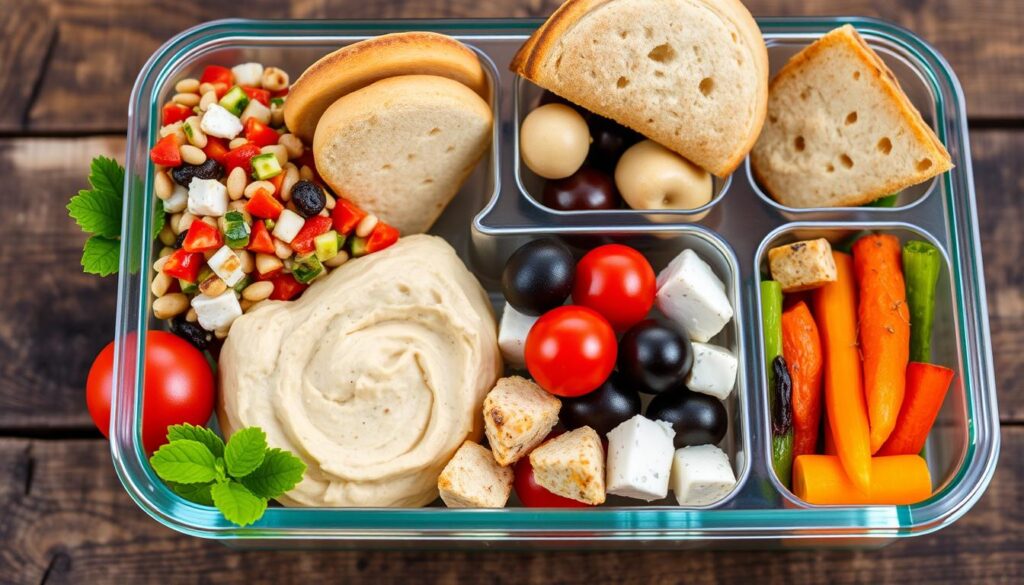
[153,293,189,319]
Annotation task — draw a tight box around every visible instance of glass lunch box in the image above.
[110,17,999,549]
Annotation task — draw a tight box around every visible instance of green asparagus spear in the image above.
[761,280,794,488]
[903,240,942,363]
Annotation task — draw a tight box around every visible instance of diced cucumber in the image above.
[232,275,252,294]
[223,211,251,249]
[251,153,282,180]
[350,235,369,258]
[180,279,199,294]
[264,218,276,232]
[270,97,285,107]
[292,253,324,283]
[218,86,250,117]
[314,230,339,261]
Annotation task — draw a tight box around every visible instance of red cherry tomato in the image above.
[572,244,656,331]
[513,456,589,508]
[86,331,215,454]
[525,305,617,397]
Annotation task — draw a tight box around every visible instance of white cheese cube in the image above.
[200,104,243,140]
[272,209,304,244]
[605,415,676,501]
[686,342,738,400]
[163,183,188,213]
[240,99,271,125]
[191,292,243,332]
[670,444,736,506]
[498,303,538,366]
[207,245,245,287]
[187,178,228,217]
[231,63,264,87]
[655,249,733,342]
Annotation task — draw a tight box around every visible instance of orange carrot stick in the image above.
[813,252,871,492]
[852,235,911,453]
[793,455,932,505]
[879,362,955,456]
[782,302,824,458]
[822,414,837,455]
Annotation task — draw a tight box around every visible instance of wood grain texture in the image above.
[0,431,1018,584]
[0,0,1020,133]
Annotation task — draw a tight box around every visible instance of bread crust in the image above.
[285,32,489,142]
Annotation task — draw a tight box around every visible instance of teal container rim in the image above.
[110,17,999,543]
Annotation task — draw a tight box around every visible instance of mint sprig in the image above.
[150,424,306,527]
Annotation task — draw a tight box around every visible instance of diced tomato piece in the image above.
[268,172,285,198]
[246,190,284,220]
[203,136,230,164]
[200,65,233,89]
[290,216,334,254]
[243,118,280,148]
[332,198,367,235]
[269,274,307,301]
[270,87,289,98]
[162,103,193,125]
[150,134,182,167]
[247,220,276,254]
[182,220,224,253]
[162,249,204,282]
[242,86,271,107]
[365,222,400,254]
[223,142,263,174]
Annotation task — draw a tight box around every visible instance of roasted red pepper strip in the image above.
[332,198,367,235]
[243,118,279,148]
[290,216,334,254]
[247,220,276,254]
[182,220,224,253]
[245,190,284,220]
[242,86,271,107]
[223,142,262,174]
[150,134,182,167]
[269,273,307,301]
[162,249,204,282]
[365,222,399,253]
[162,103,193,125]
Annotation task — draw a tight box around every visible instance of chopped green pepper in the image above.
[232,275,252,294]
[223,211,250,249]
[292,253,324,283]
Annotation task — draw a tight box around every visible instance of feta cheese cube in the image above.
[200,104,243,140]
[605,415,676,501]
[670,444,736,506]
[191,292,243,332]
[240,99,271,125]
[163,183,188,213]
[272,209,304,244]
[187,178,228,217]
[498,303,538,366]
[686,342,738,400]
[231,63,264,87]
[655,249,733,342]
[207,245,245,287]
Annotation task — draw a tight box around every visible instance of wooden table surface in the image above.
[1,0,1021,583]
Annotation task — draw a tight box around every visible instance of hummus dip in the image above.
[218,235,502,507]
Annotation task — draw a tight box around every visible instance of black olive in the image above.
[542,166,622,211]
[618,319,694,394]
[171,318,213,351]
[560,372,641,436]
[501,238,575,316]
[170,159,224,186]
[173,231,187,249]
[291,180,326,218]
[587,114,641,168]
[646,389,728,448]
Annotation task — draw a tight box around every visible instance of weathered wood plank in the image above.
[1,0,1021,133]
[0,431,1018,583]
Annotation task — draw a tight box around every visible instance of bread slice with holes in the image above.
[511,0,768,178]
[751,25,953,208]
[312,75,493,235]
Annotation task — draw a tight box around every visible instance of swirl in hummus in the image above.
[218,235,502,507]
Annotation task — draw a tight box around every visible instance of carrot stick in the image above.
[879,362,955,456]
[853,234,911,453]
[822,414,837,455]
[793,454,932,505]
[782,302,824,458]
[813,252,871,492]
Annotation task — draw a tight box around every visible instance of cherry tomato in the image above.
[86,331,215,453]
[513,455,589,507]
[525,305,616,397]
[571,244,655,331]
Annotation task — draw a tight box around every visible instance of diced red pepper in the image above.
[203,136,230,165]
[270,87,289,98]
[245,189,284,220]
[162,102,193,125]
[268,172,285,198]
[290,216,334,254]
[200,65,233,89]
[365,222,400,254]
[162,249,205,282]
[150,134,182,167]
[223,142,262,174]
[269,273,307,301]
[242,86,271,107]
[182,220,224,253]
[332,198,367,235]
[247,221,276,254]
[243,117,280,148]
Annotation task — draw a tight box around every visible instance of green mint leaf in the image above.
[152,206,166,241]
[68,188,122,238]
[240,448,306,499]
[89,156,125,199]
[211,480,267,527]
[169,481,215,506]
[224,427,268,478]
[81,235,120,277]
[150,439,218,484]
[167,424,225,458]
